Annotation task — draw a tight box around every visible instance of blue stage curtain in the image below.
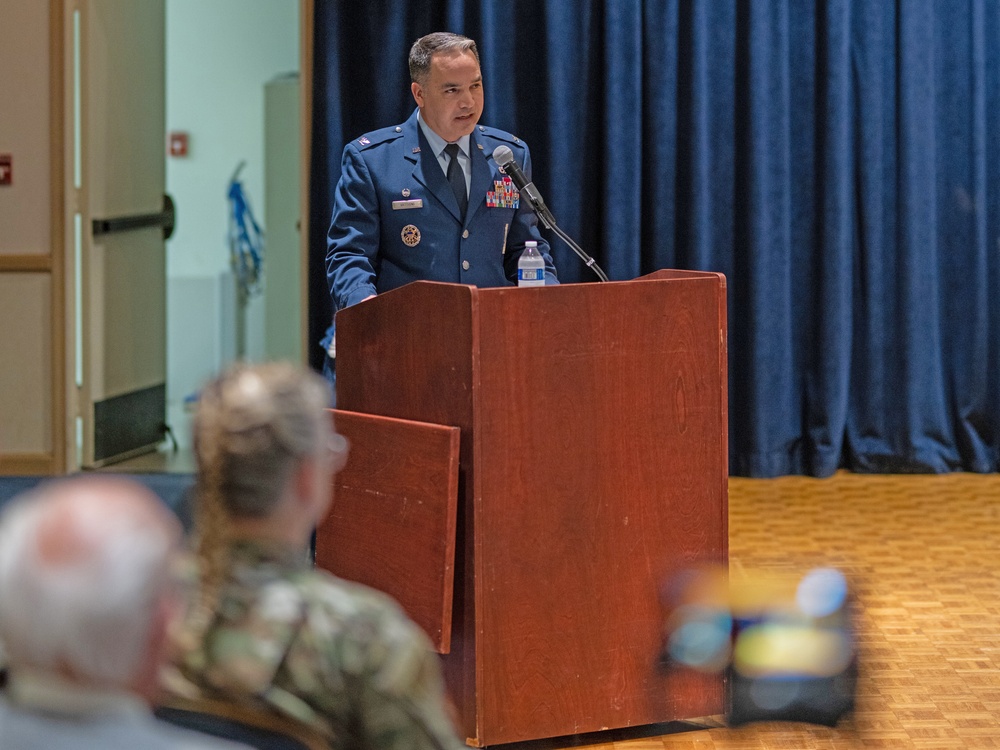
[309,0,1000,477]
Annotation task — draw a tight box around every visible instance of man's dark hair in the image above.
[409,32,480,84]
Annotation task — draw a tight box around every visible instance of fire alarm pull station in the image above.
[0,154,12,186]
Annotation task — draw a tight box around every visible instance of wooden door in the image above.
[68,0,168,467]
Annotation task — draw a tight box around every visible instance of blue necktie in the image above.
[445,143,468,217]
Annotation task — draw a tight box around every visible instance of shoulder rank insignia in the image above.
[358,136,371,145]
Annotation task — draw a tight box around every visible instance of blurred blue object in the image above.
[227,161,264,298]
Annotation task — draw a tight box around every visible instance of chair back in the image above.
[155,696,328,750]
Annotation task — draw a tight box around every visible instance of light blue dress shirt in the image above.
[417,111,471,197]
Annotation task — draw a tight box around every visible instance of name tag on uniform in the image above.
[392,199,423,210]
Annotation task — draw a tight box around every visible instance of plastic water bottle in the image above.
[517,241,545,287]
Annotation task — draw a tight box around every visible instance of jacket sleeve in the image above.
[326,144,381,310]
[503,143,560,285]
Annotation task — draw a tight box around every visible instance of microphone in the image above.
[491,145,557,229]
[490,144,609,282]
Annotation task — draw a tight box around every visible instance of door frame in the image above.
[49,0,314,473]
[298,0,314,365]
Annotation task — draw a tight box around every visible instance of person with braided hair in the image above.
[160,362,464,750]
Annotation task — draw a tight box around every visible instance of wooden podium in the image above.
[318,270,728,746]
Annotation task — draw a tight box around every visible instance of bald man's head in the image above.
[0,477,182,692]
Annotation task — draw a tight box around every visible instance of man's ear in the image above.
[411,81,424,108]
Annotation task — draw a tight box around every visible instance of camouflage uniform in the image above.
[162,539,464,750]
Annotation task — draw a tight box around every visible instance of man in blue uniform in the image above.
[322,31,558,380]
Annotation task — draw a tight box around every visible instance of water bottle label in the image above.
[518,269,541,281]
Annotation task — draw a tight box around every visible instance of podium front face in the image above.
[335,275,728,746]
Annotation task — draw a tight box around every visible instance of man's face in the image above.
[411,50,484,143]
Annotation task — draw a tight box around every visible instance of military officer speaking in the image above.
[322,31,559,379]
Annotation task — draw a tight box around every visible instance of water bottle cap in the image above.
[525,240,537,247]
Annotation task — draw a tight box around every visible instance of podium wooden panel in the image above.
[328,270,728,746]
[316,409,460,653]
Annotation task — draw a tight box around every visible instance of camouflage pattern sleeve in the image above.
[290,576,465,750]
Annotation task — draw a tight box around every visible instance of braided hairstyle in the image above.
[190,362,343,624]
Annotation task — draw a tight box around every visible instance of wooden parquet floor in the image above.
[561,472,1000,750]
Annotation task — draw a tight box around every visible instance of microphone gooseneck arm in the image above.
[492,146,609,283]
[549,223,609,282]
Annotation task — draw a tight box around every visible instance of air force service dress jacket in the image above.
[325,108,559,315]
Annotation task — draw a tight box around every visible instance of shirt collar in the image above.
[417,110,471,159]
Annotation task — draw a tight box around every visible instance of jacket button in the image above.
[462,260,470,271]
[462,229,469,239]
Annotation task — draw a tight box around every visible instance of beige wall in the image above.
[0,1,51,257]
[0,1,63,474]
[0,274,53,454]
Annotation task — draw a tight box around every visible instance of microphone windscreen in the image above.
[492,145,515,167]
